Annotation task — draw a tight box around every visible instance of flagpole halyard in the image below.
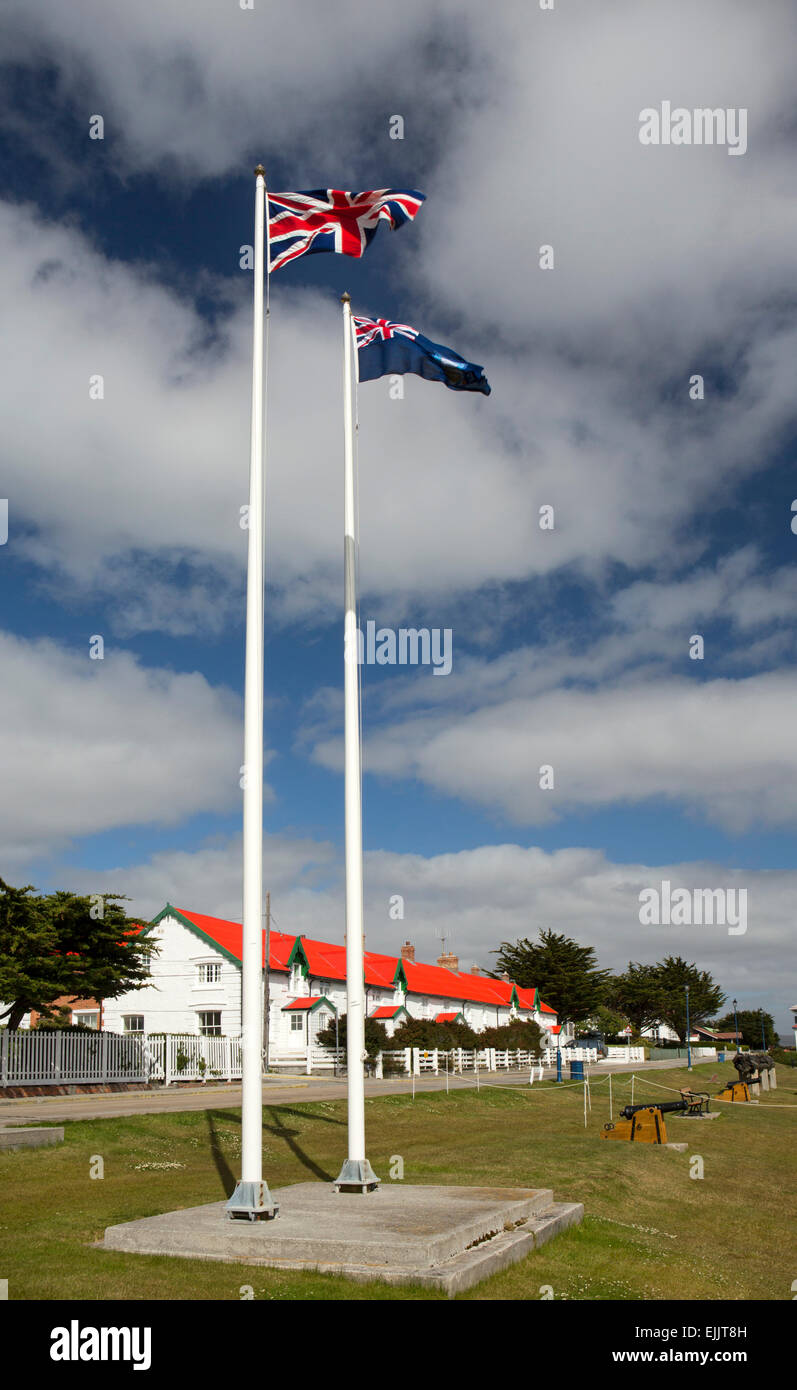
[226,163,278,1221]
[333,291,379,1194]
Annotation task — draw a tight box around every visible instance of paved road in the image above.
[0,1059,690,1124]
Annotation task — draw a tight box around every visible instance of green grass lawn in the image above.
[1,1061,794,1301]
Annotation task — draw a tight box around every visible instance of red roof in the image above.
[370,1005,405,1019]
[163,908,551,1016]
[400,957,508,1006]
[283,997,325,1011]
[436,1011,463,1023]
[175,907,293,972]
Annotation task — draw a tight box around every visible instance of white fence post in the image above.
[165,1037,172,1086]
[1,1030,7,1089]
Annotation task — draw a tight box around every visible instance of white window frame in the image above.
[198,1011,222,1037]
[72,1010,100,1030]
[122,1015,145,1034]
[195,961,223,986]
[290,1013,304,1033]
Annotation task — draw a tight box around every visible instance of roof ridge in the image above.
[159,906,555,1012]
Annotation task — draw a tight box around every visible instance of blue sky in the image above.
[1,0,796,1034]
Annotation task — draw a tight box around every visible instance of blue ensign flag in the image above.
[353,315,491,395]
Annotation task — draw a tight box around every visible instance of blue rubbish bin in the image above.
[569,1059,585,1081]
[717,1051,726,1062]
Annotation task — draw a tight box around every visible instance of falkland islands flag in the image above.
[354,315,491,395]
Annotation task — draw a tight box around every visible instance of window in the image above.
[123,1016,145,1034]
[198,1011,222,1036]
[290,1013,304,1032]
[197,962,222,985]
[73,1011,99,1030]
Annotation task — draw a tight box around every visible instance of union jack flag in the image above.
[267,188,425,272]
[353,315,419,349]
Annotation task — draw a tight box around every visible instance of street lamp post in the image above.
[759,1008,766,1051]
[685,985,692,1071]
[732,998,739,1054]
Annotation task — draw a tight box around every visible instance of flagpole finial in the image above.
[254,164,266,177]
[341,291,351,304]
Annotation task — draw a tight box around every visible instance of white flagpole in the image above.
[333,293,379,1193]
[226,164,277,1220]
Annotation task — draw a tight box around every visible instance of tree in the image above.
[714,1009,776,1049]
[646,956,725,1043]
[573,1003,630,1040]
[390,1016,478,1050]
[603,964,666,1035]
[0,879,155,1030]
[316,1012,388,1063]
[493,930,611,1025]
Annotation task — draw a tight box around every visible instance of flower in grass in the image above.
[133,1160,187,1171]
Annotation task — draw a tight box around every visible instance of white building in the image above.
[103,905,561,1063]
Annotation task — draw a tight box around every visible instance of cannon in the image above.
[601,1090,710,1144]
[718,1051,773,1101]
[715,1079,752,1102]
[733,1051,772,1083]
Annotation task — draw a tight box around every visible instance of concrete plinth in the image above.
[671,1111,720,1120]
[0,1126,64,1149]
[102,1183,583,1295]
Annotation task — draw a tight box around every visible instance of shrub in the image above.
[316,1013,388,1066]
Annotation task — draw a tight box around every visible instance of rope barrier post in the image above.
[609,1070,613,1121]
[584,1080,587,1128]
[631,1073,635,1105]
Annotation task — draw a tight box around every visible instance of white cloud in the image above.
[4,195,797,641]
[311,668,797,832]
[0,630,248,866]
[0,0,466,178]
[1,3,797,634]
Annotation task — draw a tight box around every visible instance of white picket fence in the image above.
[374,1047,543,1077]
[604,1045,646,1062]
[2,1031,623,1088]
[540,1046,599,1065]
[0,1030,244,1087]
[146,1034,244,1084]
[1,1029,149,1086]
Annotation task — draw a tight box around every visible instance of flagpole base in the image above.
[332,1159,381,1194]
[225,1181,279,1221]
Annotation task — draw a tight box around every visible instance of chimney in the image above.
[470,963,481,975]
[501,971,511,983]
[400,941,415,963]
[437,951,459,972]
